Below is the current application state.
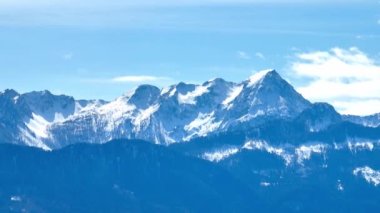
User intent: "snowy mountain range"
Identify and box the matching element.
[2,69,380,212]
[1,69,380,150]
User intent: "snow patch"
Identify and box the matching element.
[169,88,177,97]
[53,112,66,122]
[96,97,136,131]
[202,140,379,166]
[178,85,209,105]
[295,144,328,164]
[337,180,344,191]
[133,104,160,131]
[243,140,293,166]
[238,114,251,122]
[78,100,105,113]
[160,86,171,95]
[13,96,19,103]
[184,112,221,141]
[238,110,265,122]
[99,97,135,119]
[25,113,50,138]
[202,148,239,162]
[353,166,380,186]
[19,128,51,150]
[160,87,177,97]
[158,122,176,145]
[222,85,243,108]
[10,196,22,202]
[348,141,374,152]
[260,182,271,187]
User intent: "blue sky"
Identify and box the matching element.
[0,0,380,115]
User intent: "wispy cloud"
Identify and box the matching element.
[237,51,251,60]
[112,75,171,83]
[290,47,380,116]
[237,51,264,60]
[81,75,173,86]
[255,52,265,59]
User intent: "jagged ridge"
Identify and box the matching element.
[1,69,379,150]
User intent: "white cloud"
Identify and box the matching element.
[237,51,251,60]
[112,75,171,83]
[290,47,380,116]
[255,52,265,59]
[332,100,380,116]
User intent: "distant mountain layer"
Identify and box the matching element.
[1,140,380,212]
[1,69,380,150]
[0,140,258,212]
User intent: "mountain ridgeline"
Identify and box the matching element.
[1,69,379,150]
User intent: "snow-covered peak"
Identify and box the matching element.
[206,77,228,86]
[21,91,79,123]
[175,82,196,93]
[247,69,276,87]
[0,89,22,105]
[204,78,233,92]
[127,85,160,109]
[224,69,310,122]
[175,78,233,106]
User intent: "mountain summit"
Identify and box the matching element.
[0,70,379,150]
